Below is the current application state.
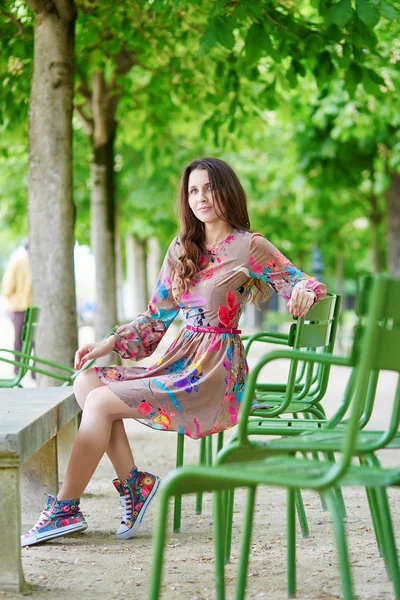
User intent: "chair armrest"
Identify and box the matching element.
[237,349,352,442]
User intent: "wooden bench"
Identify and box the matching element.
[0,388,80,592]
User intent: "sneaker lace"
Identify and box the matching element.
[120,492,133,523]
[30,508,52,531]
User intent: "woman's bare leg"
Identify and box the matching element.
[58,386,143,500]
[73,369,135,482]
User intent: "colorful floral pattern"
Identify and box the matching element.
[21,495,86,546]
[113,468,159,532]
[96,229,326,439]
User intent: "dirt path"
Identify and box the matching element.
[1,323,399,600]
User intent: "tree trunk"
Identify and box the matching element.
[147,237,161,298]
[369,194,381,274]
[90,71,117,345]
[126,234,148,319]
[335,249,344,299]
[386,172,400,277]
[115,214,124,323]
[26,0,78,385]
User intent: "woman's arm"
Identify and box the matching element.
[248,234,327,317]
[111,237,180,360]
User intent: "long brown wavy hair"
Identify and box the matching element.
[173,157,271,307]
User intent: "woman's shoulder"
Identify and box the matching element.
[234,229,267,248]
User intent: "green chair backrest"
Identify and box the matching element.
[240,275,400,487]
[288,293,339,349]
[340,276,400,467]
[285,293,341,403]
[16,305,39,380]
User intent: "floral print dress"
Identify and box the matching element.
[96,229,326,439]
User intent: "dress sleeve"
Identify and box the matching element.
[112,237,180,360]
[248,234,327,303]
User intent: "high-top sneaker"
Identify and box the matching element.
[21,494,87,547]
[113,468,160,540]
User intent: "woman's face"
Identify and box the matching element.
[188,168,221,224]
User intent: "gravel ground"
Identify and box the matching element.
[1,313,399,600]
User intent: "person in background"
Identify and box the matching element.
[1,239,33,376]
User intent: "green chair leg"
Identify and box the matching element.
[217,431,224,453]
[326,452,347,518]
[287,488,296,598]
[196,437,207,514]
[309,450,328,511]
[224,487,235,564]
[375,487,400,598]
[149,484,171,600]
[207,434,213,465]
[295,488,310,538]
[173,433,185,533]
[213,490,226,600]
[364,484,384,558]
[236,486,257,600]
[323,489,354,600]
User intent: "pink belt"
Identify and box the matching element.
[186,324,241,335]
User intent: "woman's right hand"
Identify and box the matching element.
[74,336,115,370]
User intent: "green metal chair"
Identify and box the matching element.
[0,305,95,386]
[243,293,341,409]
[249,293,341,419]
[173,293,340,533]
[149,275,400,600]
[0,305,39,387]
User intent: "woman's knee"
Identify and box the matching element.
[73,367,102,409]
[83,386,139,421]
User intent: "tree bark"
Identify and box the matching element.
[335,248,344,299]
[147,237,161,298]
[115,212,124,323]
[90,71,117,344]
[74,54,136,348]
[386,172,400,277]
[369,194,381,274]
[126,234,148,319]
[26,0,78,385]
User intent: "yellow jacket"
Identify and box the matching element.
[1,249,32,312]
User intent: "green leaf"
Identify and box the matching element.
[344,61,363,96]
[215,61,224,79]
[261,81,278,109]
[286,64,298,88]
[215,17,235,51]
[352,16,378,48]
[380,0,400,21]
[324,0,353,28]
[199,27,217,56]
[313,50,334,86]
[355,0,380,27]
[150,0,167,14]
[362,66,382,94]
[342,43,352,68]
[245,23,273,64]
[306,34,325,56]
[353,46,367,63]
[368,68,385,85]
[292,59,306,77]
[247,1,264,18]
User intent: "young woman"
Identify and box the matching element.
[22,157,326,546]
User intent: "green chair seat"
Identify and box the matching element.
[248,430,400,454]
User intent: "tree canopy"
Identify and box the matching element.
[1,0,399,283]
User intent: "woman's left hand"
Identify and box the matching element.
[287,288,315,318]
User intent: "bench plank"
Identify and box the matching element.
[0,388,79,463]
